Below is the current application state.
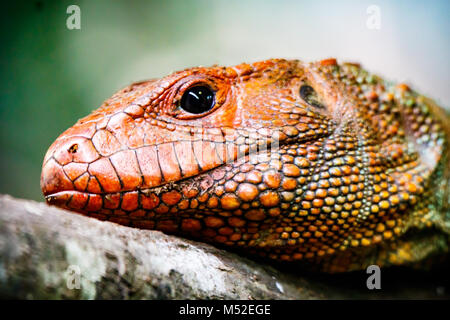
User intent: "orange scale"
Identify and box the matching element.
[121,192,139,211]
[140,192,159,210]
[68,192,89,210]
[104,193,121,209]
[129,210,146,218]
[85,194,103,212]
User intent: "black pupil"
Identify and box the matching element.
[299,85,324,109]
[180,86,215,114]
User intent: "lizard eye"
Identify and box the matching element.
[180,85,215,114]
[299,85,325,109]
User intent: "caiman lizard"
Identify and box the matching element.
[40,58,450,272]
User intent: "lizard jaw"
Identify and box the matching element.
[41,124,333,208]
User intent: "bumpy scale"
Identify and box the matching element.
[41,59,450,272]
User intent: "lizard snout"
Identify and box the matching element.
[41,136,100,198]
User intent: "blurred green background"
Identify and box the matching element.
[1,0,449,201]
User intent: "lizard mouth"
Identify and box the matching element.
[43,125,333,218]
[44,158,225,211]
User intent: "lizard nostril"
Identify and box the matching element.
[68,144,78,154]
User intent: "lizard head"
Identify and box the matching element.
[41,59,448,272]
